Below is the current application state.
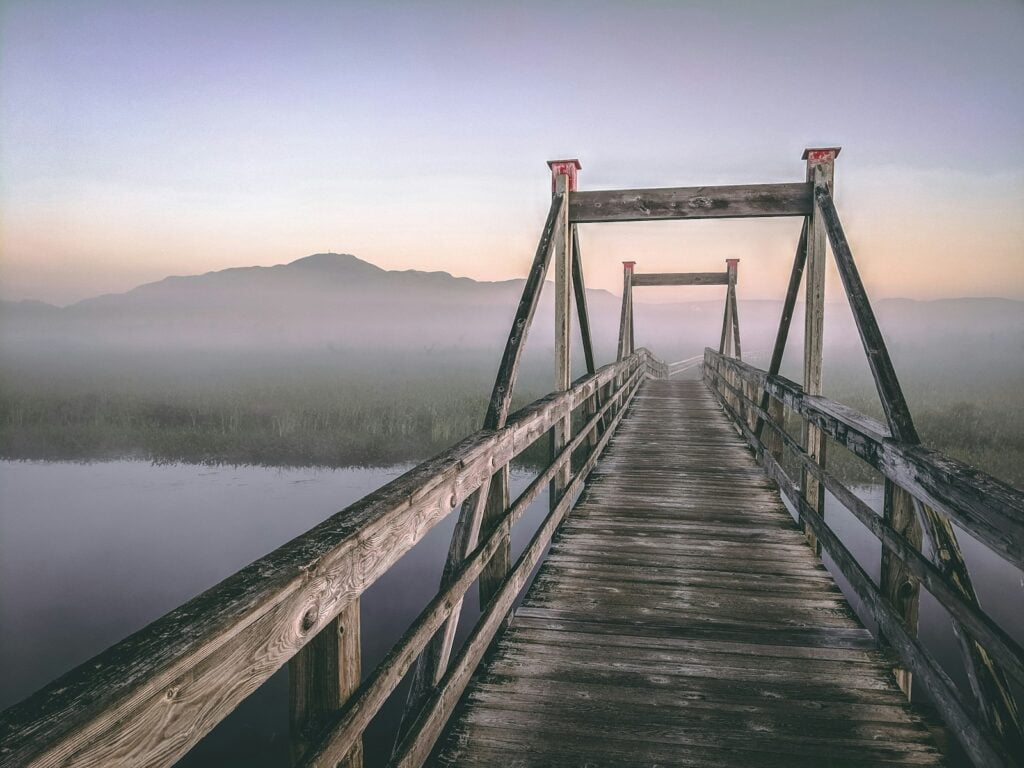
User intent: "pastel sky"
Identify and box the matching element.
[1,0,1022,306]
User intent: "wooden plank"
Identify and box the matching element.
[431,380,950,768]
[569,182,812,223]
[571,227,596,376]
[763,451,1015,768]
[289,600,362,767]
[552,172,572,519]
[881,480,921,697]
[801,155,832,553]
[616,264,632,361]
[631,271,728,287]
[482,193,564,430]
[754,217,807,440]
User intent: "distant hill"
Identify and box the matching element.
[2,253,1022,375]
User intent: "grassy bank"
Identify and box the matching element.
[1,346,1021,488]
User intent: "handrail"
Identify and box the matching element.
[703,347,1024,768]
[706,350,1024,568]
[0,348,665,768]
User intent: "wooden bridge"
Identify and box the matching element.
[2,150,1023,768]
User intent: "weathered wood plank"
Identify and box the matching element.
[289,600,362,767]
[631,271,728,287]
[431,380,949,767]
[569,182,812,223]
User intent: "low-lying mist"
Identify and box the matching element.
[2,254,1021,485]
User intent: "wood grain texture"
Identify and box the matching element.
[569,182,812,223]
[430,380,947,768]
[631,271,728,287]
[289,600,362,767]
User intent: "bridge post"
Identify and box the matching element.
[288,599,362,767]
[549,160,578,511]
[800,147,839,554]
[617,261,635,361]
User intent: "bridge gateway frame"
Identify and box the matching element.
[1,152,1022,768]
[616,257,742,373]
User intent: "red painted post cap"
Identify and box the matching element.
[547,159,582,192]
[725,258,740,267]
[802,147,841,163]
[622,261,636,271]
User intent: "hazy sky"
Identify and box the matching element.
[1,0,1022,305]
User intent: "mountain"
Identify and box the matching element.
[2,254,1022,375]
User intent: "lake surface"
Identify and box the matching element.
[1,460,1021,765]
[0,460,552,766]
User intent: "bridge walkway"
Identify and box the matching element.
[431,379,946,767]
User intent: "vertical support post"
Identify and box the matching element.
[617,262,635,361]
[289,600,362,767]
[549,159,578,512]
[880,481,921,698]
[800,147,839,553]
[726,259,742,361]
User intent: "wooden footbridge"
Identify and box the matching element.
[3,150,1023,768]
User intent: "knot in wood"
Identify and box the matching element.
[300,604,320,633]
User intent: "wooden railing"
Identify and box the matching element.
[0,348,664,768]
[703,348,1024,768]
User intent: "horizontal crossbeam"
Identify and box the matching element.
[631,272,729,287]
[569,182,812,223]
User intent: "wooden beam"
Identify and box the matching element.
[915,501,1024,754]
[552,171,573,516]
[616,263,634,361]
[569,182,812,223]
[727,259,741,361]
[571,228,596,375]
[289,600,362,767]
[474,191,567,629]
[571,228,603,452]
[754,219,807,440]
[801,150,835,553]
[483,194,565,430]
[812,176,917,444]
[880,481,921,698]
[631,272,728,287]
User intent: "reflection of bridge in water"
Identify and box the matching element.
[2,150,1022,768]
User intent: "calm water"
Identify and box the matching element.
[0,460,551,766]
[1,461,1021,765]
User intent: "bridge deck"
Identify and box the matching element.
[431,379,946,767]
